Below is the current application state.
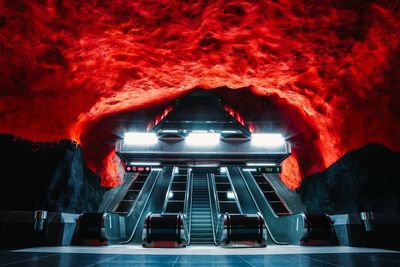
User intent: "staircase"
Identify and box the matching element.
[190,174,214,244]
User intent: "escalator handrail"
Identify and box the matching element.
[184,169,193,244]
[125,171,158,217]
[238,167,289,245]
[211,173,221,215]
[207,174,219,245]
[118,170,163,244]
[161,167,178,213]
[226,168,243,214]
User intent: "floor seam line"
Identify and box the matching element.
[298,254,344,267]
[237,255,257,267]
[0,254,58,266]
[85,254,120,267]
[170,255,180,267]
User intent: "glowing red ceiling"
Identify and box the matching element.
[0,0,399,188]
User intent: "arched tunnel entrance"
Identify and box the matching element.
[75,88,334,248]
[79,87,325,189]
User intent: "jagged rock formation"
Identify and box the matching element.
[297,144,400,214]
[0,134,107,213]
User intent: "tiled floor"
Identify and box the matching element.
[1,246,399,266]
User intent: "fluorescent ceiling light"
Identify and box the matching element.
[227,192,235,199]
[242,168,257,172]
[185,132,220,146]
[251,133,285,147]
[124,132,158,145]
[246,162,276,166]
[152,168,163,171]
[130,162,160,166]
[161,129,179,133]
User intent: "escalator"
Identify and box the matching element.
[237,168,333,245]
[77,168,174,244]
[252,173,290,216]
[113,172,152,215]
[189,173,214,244]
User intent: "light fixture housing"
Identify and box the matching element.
[246,162,276,166]
[251,133,285,147]
[124,132,158,145]
[130,162,160,166]
[227,192,235,199]
[185,132,221,146]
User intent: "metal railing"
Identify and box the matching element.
[184,169,193,244]
[226,168,243,214]
[208,173,221,245]
[238,168,309,245]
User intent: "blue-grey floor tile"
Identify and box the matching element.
[240,254,338,267]
[1,251,400,267]
[92,254,179,266]
[0,252,56,266]
[176,255,251,265]
[0,253,117,267]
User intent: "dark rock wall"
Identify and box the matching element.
[0,134,107,213]
[297,144,400,214]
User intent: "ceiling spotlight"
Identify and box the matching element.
[185,132,220,146]
[124,132,158,145]
[251,133,285,147]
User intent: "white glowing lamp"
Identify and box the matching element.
[185,132,220,146]
[124,132,158,145]
[251,133,285,147]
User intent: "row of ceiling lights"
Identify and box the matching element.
[124,131,285,147]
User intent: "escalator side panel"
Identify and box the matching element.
[227,167,258,214]
[264,174,305,214]
[98,173,137,212]
[240,170,306,245]
[129,167,175,243]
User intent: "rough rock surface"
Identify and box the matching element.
[0,134,107,213]
[297,144,400,214]
[0,1,399,188]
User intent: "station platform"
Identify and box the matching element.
[1,246,399,266]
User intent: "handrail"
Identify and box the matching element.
[237,167,288,245]
[185,168,193,244]
[211,173,221,215]
[226,168,243,214]
[207,173,218,245]
[126,172,158,217]
[161,167,177,213]
[120,170,162,244]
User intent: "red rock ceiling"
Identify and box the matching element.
[0,0,399,188]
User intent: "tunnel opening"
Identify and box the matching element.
[79,87,324,189]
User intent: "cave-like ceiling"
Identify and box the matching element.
[0,0,399,188]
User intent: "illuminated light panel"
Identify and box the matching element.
[185,132,220,146]
[130,162,160,166]
[246,162,276,166]
[220,167,227,173]
[168,192,174,198]
[227,192,235,199]
[251,134,285,147]
[242,168,257,172]
[124,132,158,145]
